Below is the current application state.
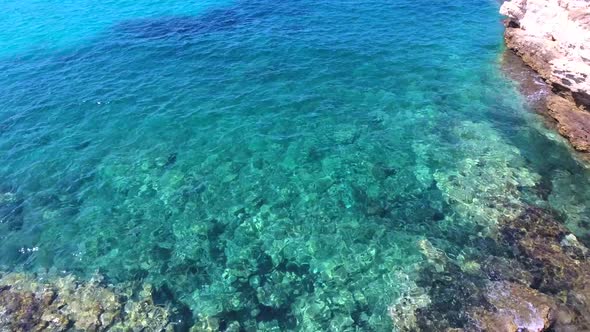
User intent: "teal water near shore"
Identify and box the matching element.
[1,0,590,330]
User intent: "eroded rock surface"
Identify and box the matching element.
[547,94,590,151]
[501,0,590,151]
[467,282,558,332]
[0,272,173,332]
[390,207,590,331]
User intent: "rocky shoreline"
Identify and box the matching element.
[3,2,590,332]
[500,0,590,153]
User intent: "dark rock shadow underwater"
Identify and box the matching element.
[110,0,310,41]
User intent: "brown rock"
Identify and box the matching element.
[468,282,557,332]
[501,0,590,153]
[392,206,590,331]
[500,51,551,115]
[0,286,48,332]
[547,95,590,151]
[504,28,558,80]
[0,272,173,331]
[499,207,587,292]
[498,207,590,330]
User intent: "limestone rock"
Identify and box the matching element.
[547,94,590,151]
[501,0,590,151]
[499,0,526,21]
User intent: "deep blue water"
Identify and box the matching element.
[1,0,590,330]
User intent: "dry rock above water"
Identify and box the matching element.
[501,0,590,152]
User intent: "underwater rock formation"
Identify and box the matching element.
[466,281,557,331]
[390,207,590,331]
[0,272,173,331]
[499,207,590,326]
[500,0,590,152]
[433,121,540,234]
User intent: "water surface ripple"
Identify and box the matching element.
[1,0,590,330]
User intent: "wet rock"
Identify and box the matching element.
[389,211,590,331]
[418,239,447,273]
[499,207,587,292]
[500,50,552,116]
[501,0,590,152]
[498,207,590,330]
[466,281,557,332]
[0,285,47,331]
[480,256,534,285]
[560,233,589,258]
[547,95,590,152]
[395,262,553,332]
[394,239,489,331]
[503,26,558,82]
[458,260,481,275]
[501,0,590,100]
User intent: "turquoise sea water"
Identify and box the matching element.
[1,0,590,330]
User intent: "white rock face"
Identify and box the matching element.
[500,0,590,102]
[500,0,527,21]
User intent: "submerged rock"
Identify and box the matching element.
[387,269,431,332]
[467,281,557,332]
[417,239,447,273]
[388,290,431,332]
[433,121,540,233]
[390,207,590,331]
[330,124,360,145]
[0,272,173,331]
[499,207,590,293]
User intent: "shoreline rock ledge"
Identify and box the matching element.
[500,0,590,152]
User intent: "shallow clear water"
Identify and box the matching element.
[1,0,590,330]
